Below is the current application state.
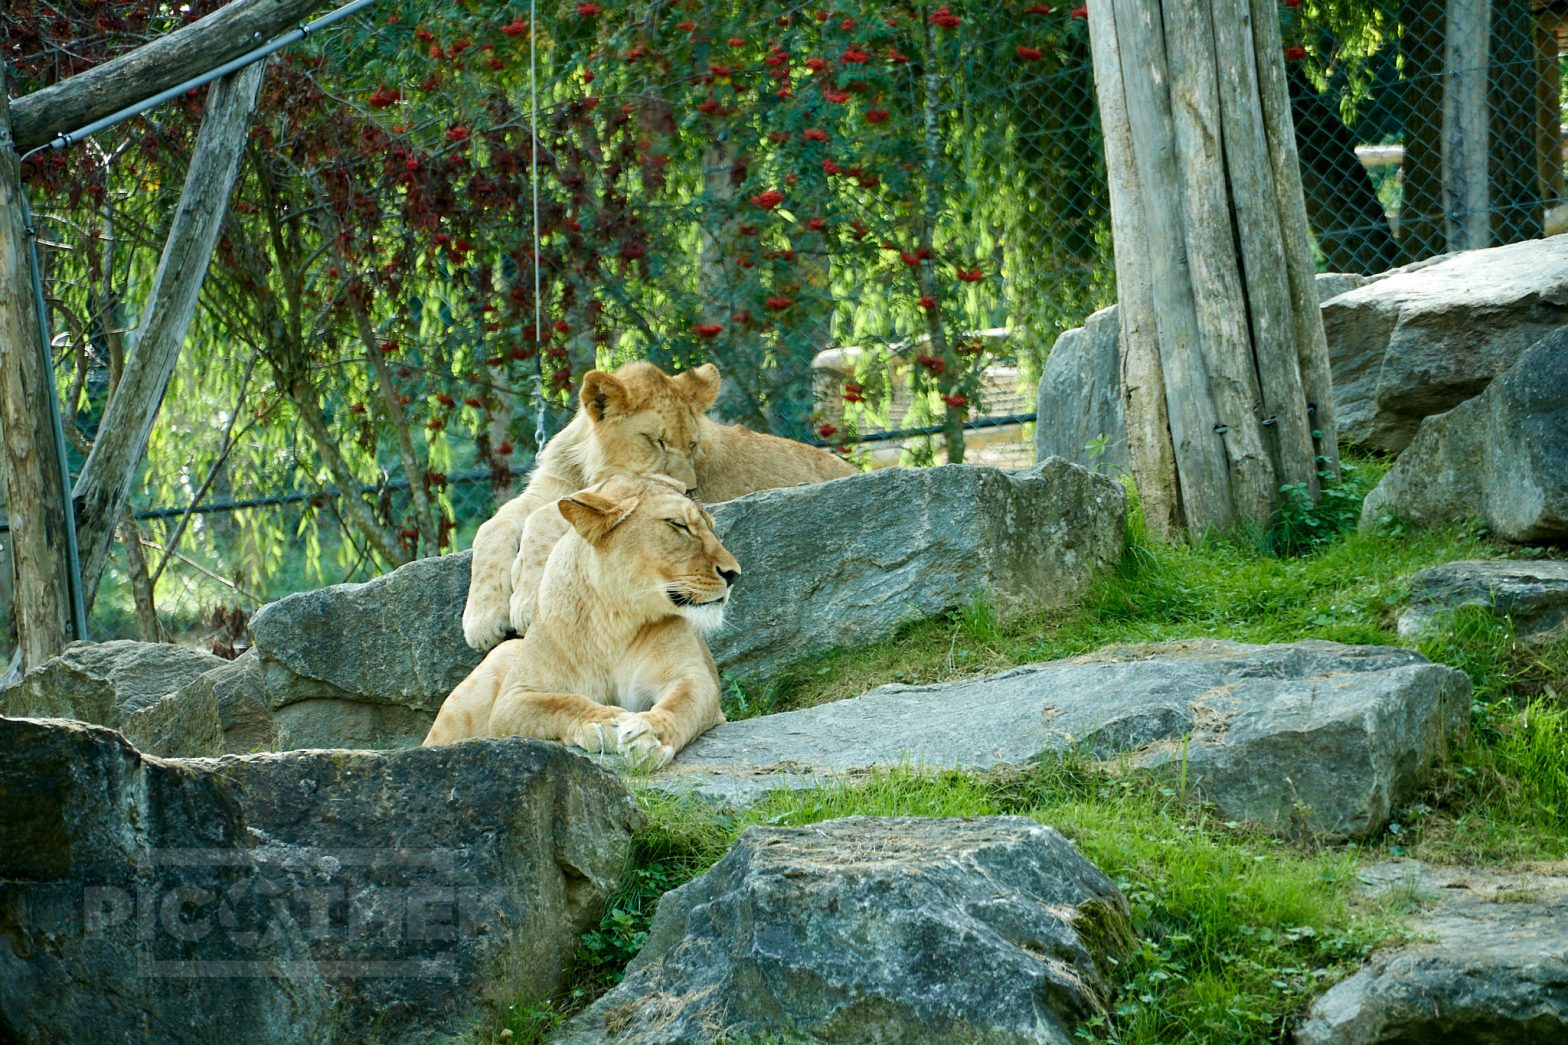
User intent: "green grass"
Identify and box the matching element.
[501,457,1567,1044]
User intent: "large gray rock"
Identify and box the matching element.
[1294,861,1568,1044]
[1361,325,1568,541]
[248,550,485,749]
[654,640,1470,840]
[1398,559,1568,644]
[0,715,642,1045]
[1322,236,1568,451]
[215,461,1120,752]
[554,816,1131,1045]
[1034,305,1127,473]
[0,640,225,755]
[1036,274,1365,473]
[708,459,1125,683]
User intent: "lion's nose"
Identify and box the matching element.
[717,567,739,587]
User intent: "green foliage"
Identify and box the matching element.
[1267,457,1375,557]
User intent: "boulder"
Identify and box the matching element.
[708,459,1125,683]
[1034,306,1127,473]
[202,461,1119,752]
[0,640,226,754]
[554,816,1130,1045]
[1294,861,1568,1044]
[1036,273,1366,473]
[1360,325,1568,541]
[0,715,642,1045]
[654,640,1470,841]
[1322,236,1568,451]
[1397,559,1568,644]
[248,550,485,749]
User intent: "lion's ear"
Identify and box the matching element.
[559,491,640,545]
[673,363,721,411]
[581,370,629,423]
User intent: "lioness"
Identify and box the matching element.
[426,474,737,770]
[463,360,854,650]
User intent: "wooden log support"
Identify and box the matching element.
[1088,0,1181,536]
[72,62,266,609]
[1445,0,1493,250]
[0,88,74,666]
[1089,0,1339,537]
[9,0,333,153]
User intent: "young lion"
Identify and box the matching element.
[463,360,854,650]
[426,474,738,770]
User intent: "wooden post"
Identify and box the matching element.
[0,87,74,666]
[1534,9,1564,205]
[10,0,332,153]
[1088,0,1181,537]
[1444,0,1492,250]
[71,61,265,608]
[1089,0,1338,538]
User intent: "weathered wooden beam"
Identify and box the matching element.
[1087,0,1182,538]
[1445,0,1493,250]
[72,61,266,609]
[0,87,74,666]
[1108,0,1235,534]
[1251,0,1341,478]
[10,0,332,153]
[1213,0,1317,497]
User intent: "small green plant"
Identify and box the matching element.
[1268,457,1370,557]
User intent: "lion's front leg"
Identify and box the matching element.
[617,674,725,772]
[508,504,572,634]
[488,685,639,756]
[463,498,529,651]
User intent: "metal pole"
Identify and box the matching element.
[17,190,87,641]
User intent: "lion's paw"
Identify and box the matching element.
[615,715,675,773]
[568,716,625,755]
[462,585,514,652]
[507,584,536,636]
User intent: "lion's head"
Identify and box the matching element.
[556,473,739,631]
[574,362,721,494]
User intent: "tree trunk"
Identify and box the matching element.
[1400,0,1450,261]
[1535,10,1564,206]
[1444,0,1492,251]
[1091,0,1337,537]
[71,61,264,610]
[10,0,333,152]
[0,86,76,666]
[1288,69,1400,274]
[120,508,163,642]
[1489,0,1544,243]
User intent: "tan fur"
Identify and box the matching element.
[464,360,856,649]
[428,474,738,770]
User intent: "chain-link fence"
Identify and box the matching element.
[3,0,1564,659]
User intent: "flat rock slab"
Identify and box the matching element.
[1398,559,1568,643]
[1361,325,1568,542]
[0,640,226,757]
[0,716,642,1045]
[553,816,1130,1045]
[708,459,1125,682]
[1295,860,1568,1044]
[139,460,1120,753]
[652,640,1470,841]
[1322,236,1568,452]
